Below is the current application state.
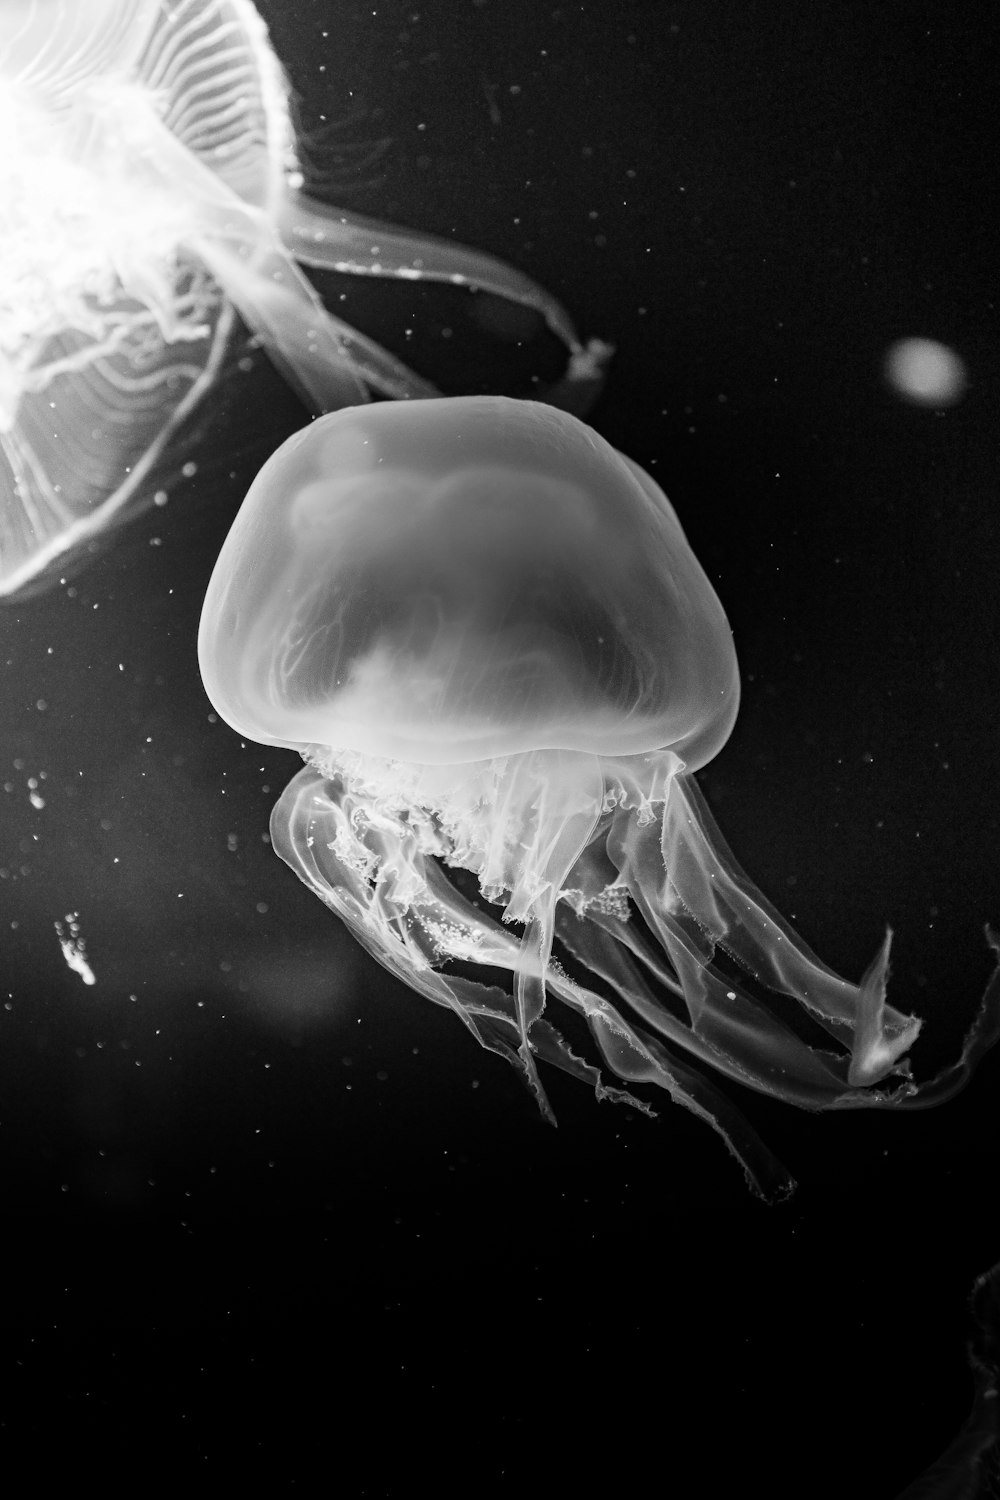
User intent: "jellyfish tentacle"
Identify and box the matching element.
[844,924,1000,1114]
[512,914,556,1121]
[192,235,443,406]
[554,888,920,1134]
[494,752,606,1117]
[846,928,919,1086]
[280,196,614,412]
[139,105,441,402]
[271,765,796,1198]
[86,79,428,410]
[270,766,531,1073]
[106,71,455,406]
[272,765,586,1123]
[631,775,924,1081]
[548,968,796,1202]
[561,776,1000,1116]
[282,197,585,354]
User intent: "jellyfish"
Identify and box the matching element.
[197,396,1000,1198]
[0,0,608,597]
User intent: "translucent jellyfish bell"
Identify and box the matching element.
[198,396,1000,1199]
[0,0,607,597]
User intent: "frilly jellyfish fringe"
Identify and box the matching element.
[198,396,1000,1202]
[0,0,609,597]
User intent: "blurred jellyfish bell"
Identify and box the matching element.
[0,0,608,597]
[198,396,1000,1199]
[884,337,968,408]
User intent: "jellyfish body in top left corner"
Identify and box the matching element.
[0,0,608,597]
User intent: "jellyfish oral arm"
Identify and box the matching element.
[278,196,614,415]
[73,80,437,411]
[103,63,608,409]
[192,233,441,408]
[269,757,1000,1202]
[100,76,606,411]
[281,199,588,358]
[610,773,925,1096]
[270,763,796,1201]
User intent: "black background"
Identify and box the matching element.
[2,1,998,1491]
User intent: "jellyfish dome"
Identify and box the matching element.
[199,396,1000,1199]
[198,396,739,771]
[0,0,607,597]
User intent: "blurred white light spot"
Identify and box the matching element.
[884,338,967,407]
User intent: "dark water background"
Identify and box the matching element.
[2,1,997,1491]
